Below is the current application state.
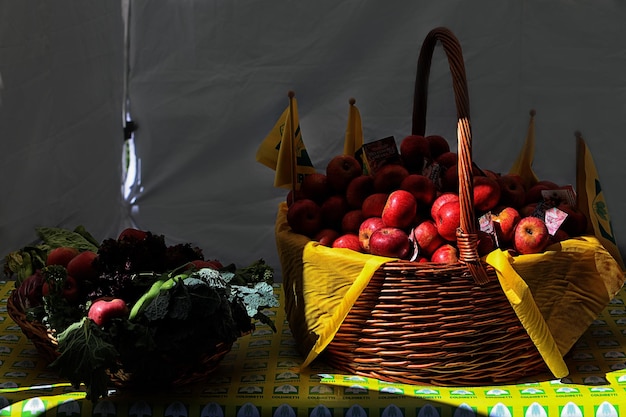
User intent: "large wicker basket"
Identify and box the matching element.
[279,27,551,386]
[6,284,234,391]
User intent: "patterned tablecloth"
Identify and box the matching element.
[1,277,626,417]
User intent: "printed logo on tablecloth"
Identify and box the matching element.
[272,404,296,417]
[308,405,332,417]
[604,351,626,359]
[416,403,440,417]
[592,329,614,337]
[555,386,582,396]
[484,388,511,398]
[583,376,609,385]
[236,402,260,417]
[344,385,368,395]
[237,385,264,395]
[243,361,268,370]
[248,339,271,347]
[276,360,298,368]
[576,364,602,373]
[246,349,270,358]
[559,402,584,417]
[488,403,512,417]
[346,404,368,417]
[200,402,225,417]
[380,404,404,417]
[449,389,476,398]
[273,384,298,395]
[519,387,546,397]
[278,349,300,358]
[128,400,151,417]
[592,319,609,326]
[241,374,265,383]
[523,403,547,417]
[92,399,116,417]
[0,346,10,355]
[275,371,299,381]
[595,402,619,417]
[379,386,404,396]
[308,385,334,395]
[571,351,595,360]
[202,386,228,395]
[12,359,35,369]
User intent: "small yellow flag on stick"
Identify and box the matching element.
[343,98,364,157]
[509,109,540,190]
[256,91,316,190]
[575,132,625,271]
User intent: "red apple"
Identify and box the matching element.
[557,202,588,236]
[332,233,363,252]
[382,190,418,229]
[400,174,437,210]
[524,181,560,205]
[66,250,99,282]
[373,163,410,193]
[326,155,363,193]
[473,175,501,213]
[426,135,450,159]
[118,227,148,242]
[286,188,305,207]
[88,297,129,327]
[520,202,538,218]
[300,172,332,204]
[411,220,445,257]
[513,216,550,255]
[341,209,365,234]
[492,206,522,244]
[497,174,526,209]
[189,259,223,270]
[400,135,430,173]
[345,175,375,209]
[430,243,459,263]
[477,230,496,256]
[362,193,389,219]
[46,247,79,267]
[435,151,458,169]
[369,227,412,258]
[550,228,570,244]
[358,217,385,252]
[435,201,461,242]
[314,228,341,247]
[320,194,350,230]
[430,193,460,222]
[286,198,323,238]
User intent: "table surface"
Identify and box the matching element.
[1,278,626,417]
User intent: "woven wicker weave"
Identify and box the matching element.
[6,285,233,390]
[283,27,549,385]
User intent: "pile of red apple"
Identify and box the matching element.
[285,134,588,263]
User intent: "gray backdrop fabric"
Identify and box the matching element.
[2,1,625,280]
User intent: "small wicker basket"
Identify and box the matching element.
[6,285,233,391]
[280,27,550,386]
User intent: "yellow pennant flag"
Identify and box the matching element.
[576,132,625,271]
[343,98,364,157]
[509,109,540,190]
[256,95,316,189]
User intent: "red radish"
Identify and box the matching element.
[88,298,129,326]
[67,251,98,281]
[46,247,79,267]
[118,227,148,242]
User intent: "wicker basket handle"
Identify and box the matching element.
[412,27,489,285]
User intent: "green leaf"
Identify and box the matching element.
[50,318,119,402]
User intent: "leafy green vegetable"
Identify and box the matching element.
[3,245,48,285]
[36,227,99,252]
[50,318,119,402]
